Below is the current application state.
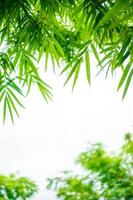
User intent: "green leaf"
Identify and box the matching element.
[6,78,23,96]
[61,48,87,75]
[98,0,130,26]
[91,44,102,68]
[117,62,132,91]
[45,49,49,71]
[116,37,131,67]
[13,52,20,67]
[0,91,5,102]
[3,97,7,124]
[123,69,133,99]
[7,88,25,108]
[7,93,19,117]
[85,50,91,84]
[6,97,14,124]
[26,77,33,95]
[32,75,52,89]
[64,58,82,86]
[72,61,81,91]
[38,46,44,63]
[53,37,64,57]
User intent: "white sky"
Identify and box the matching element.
[0,59,133,199]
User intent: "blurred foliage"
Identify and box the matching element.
[0,0,132,122]
[48,133,133,200]
[0,174,38,200]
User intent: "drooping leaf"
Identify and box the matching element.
[85,49,91,84]
[117,62,132,91]
[64,58,82,86]
[122,69,133,99]
[72,60,81,91]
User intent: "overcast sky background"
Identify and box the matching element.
[0,58,133,199]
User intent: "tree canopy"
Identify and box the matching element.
[0,0,132,122]
[0,174,37,199]
[48,133,133,200]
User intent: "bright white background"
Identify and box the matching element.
[0,59,133,199]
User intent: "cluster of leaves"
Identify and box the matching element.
[0,0,132,122]
[48,133,133,199]
[0,174,38,200]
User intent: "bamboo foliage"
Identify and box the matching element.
[0,0,132,122]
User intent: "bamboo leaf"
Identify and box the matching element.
[91,44,102,68]
[72,61,81,91]
[98,0,130,26]
[26,77,33,95]
[3,97,7,124]
[64,59,82,86]
[7,80,23,96]
[0,91,5,102]
[13,52,20,67]
[45,50,49,71]
[7,88,25,108]
[6,97,14,124]
[7,93,19,117]
[117,63,132,91]
[123,69,133,99]
[85,50,91,84]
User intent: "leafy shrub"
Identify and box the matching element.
[0,174,38,200]
[48,133,133,200]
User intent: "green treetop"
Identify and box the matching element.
[48,133,133,200]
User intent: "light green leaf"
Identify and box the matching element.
[72,62,81,91]
[7,93,19,117]
[117,62,132,91]
[6,98,14,124]
[3,98,7,124]
[7,88,25,108]
[64,58,82,86]
[123,69,133,99]
[45,50,49,71]
[85,50,91,84]
[91,44,102,68]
